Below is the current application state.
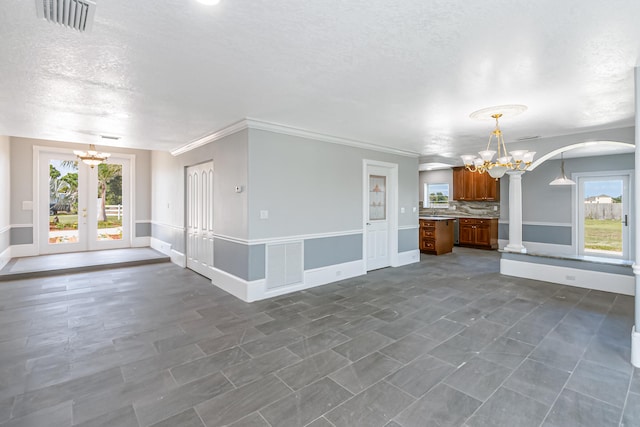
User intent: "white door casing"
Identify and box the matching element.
[186,162,215,278]
[363,160,398,271]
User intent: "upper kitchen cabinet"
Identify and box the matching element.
[452,167,500,201]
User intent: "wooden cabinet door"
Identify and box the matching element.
[474,173,487,200]
[452,167,465,200]
[482,173,500,201]
[459,223,475,245]
[463,170,475,200]
[475,224,491,247]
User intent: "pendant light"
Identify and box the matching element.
[549,152,575,186]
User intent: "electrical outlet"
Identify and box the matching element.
[260,210,269,219]
[400,207,405,213]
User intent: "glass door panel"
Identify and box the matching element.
[48,159,80,246]
[577,174,629,259]
[96,163,123,241]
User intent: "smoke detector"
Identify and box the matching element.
[35,0,97,32]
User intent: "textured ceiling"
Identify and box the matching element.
[1,0,639,161]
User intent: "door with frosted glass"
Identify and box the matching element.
[366,166,390,271]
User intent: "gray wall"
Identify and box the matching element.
[9,137,152,234]
[152,127,419,282]
[0,136,9,253]
[499,153,634,251]
[247,129,419,240]
[500,153,635,224]
[151,129,249,247]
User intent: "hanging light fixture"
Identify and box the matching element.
[549,152,575,185]
[73,144,111,168]
[461,107,535,179]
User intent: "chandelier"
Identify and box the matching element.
[461,112,535,179]
[73,144,111,168]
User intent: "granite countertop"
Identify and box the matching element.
[419,214,500,220]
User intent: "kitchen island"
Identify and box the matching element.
[419,216,454,255]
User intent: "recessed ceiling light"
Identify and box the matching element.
[196,0,221,5]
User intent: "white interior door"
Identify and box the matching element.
[366,166,390,271]
[39,150,131,254]
[186,162,215,278]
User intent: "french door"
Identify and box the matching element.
[576,173,631,259]
[39,150,131,254]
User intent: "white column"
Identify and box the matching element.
[632,66,640,367]
[504,170,527,253]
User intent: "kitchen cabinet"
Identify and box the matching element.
[452,167,500,201]
[458,217,498,249]
[419,218,454,255]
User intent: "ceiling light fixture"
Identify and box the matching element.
[196,0,221,5]
[549,152,576,186]
[73,144,110,168]
[461,108,535,179]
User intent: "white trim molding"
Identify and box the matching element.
[10,244,38,258]
[394,250,420,267]
[171,118,420,158]
[501,258,634,296]
[214,229,364,246]
[498,239,574,255]
[398,224,419,230]
[0,246,10,270]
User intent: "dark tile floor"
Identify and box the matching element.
[0,247,637,427]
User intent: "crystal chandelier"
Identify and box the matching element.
[461,112,535,179]
[73,144,111,168]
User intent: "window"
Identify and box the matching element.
[423,183,450,208]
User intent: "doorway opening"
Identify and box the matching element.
[38,148,132,254]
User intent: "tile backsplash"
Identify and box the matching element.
[419,200,500,218]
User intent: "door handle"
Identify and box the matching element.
[366,223,371,226]
[623,215,628,226]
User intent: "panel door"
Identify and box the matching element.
[366,166,390,271]
[186,162,215,278]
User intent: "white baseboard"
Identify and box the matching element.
[10,244,37,258]
[150,237,185,267]
[150,237,172,256]
[132,237,150,248]
[393,250,420,267]
[170,250,186,268]
[0,246,10,270]
[209,266,265,302]
[632,326,640,368]
[209,259,366,303]
[500,258,635,296]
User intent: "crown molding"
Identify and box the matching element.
[170,118,420,158]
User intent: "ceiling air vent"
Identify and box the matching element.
[35,0,96,32]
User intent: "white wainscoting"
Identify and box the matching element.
[394,250,420,267]
[500,258,634,296]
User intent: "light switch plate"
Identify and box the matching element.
[400,207,405,213]
[260,210,269,219]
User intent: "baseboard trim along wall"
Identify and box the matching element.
[10,243,38,258]
[500,257,634,296]
[393,250,420,267]
[0,246,10,270]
